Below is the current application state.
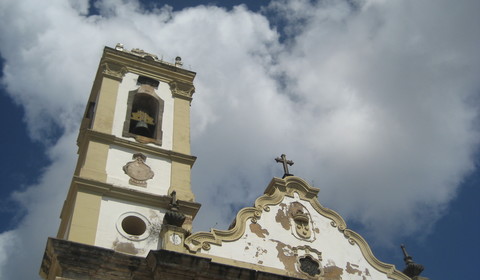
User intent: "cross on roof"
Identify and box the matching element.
[275,154,294,178]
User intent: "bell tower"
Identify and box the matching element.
[55,44,200,256]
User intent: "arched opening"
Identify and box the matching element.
[123,76,164,145]
[128,93,158,139]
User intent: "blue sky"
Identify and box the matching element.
[0,0,479,279]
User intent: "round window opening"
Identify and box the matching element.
[121,215,147,236]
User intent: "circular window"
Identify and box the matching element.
[122,216,146,236]
[116,212,150,240]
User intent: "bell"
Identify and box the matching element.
[133,120,151,137]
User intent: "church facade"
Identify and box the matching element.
[39,45,428,280]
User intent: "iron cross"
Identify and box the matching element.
[275,154,294,178]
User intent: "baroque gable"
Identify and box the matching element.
[185,176,409,280]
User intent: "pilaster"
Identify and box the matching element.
[67,190,102,245]
[92,63,125,134]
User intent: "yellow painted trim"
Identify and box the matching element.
[91,76,121,134]
[80,129,197,166]
[184,186,284,252]
[67,190,101,245]
[172,97,191,154]
[78,140,108,182]
[75,176,200,217]
[169,161,194,201]
[185,176,410,280]
[57,175,201,243]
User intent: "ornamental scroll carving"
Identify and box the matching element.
[101,62,127,80]
[169,81,195,100]
[123,153,154,187]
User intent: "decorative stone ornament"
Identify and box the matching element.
[169,81,195,100]
[299,255,321,277]
[289,202,314,241]
[123,153,154,187]
[101,62,127,80]
[401,244,425,278]
[163,191,186,227]
[292,208,311,239]
[294,246,323,278]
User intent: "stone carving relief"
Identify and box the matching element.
[123,153,154,187]
[169,81,195,100]
[292,208,311,239]
[299,255,321,277]
[101,62,127,80]
[290,202,314,240]
[295,246,323,278]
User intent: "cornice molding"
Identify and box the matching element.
[72,176,201,218]
[102,47,196,86]
[184,176,410,280]
[81,129,197,166]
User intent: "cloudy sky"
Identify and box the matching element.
[1,0,479,279]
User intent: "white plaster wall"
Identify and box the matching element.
[112,72,175,150]
[106,145,172,195]
[202,194,391,279]
[106,144,171,196]
[94,196,166,257]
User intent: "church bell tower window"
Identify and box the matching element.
[123,76,164,145]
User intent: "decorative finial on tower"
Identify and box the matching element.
[275,154,294,178]
[170,190,179,211]
[175,56,183,67]
[115,43,124,51]
[164,191,186,227]
[400,244,424,278]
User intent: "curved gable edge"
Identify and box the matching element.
[184,176,410,280]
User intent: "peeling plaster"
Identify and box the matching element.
[288,202,304,215]
[112,239,139,255]
[249,223,269,238]
[187,187,397,280]
[275,203,290,230]
[255,247,268,257]
[346,262,363,276]
[323,265,343,280]
[272,239,296,272]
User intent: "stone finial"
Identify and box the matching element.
[164,191,186,227]
[175,56,183,67]
[400,244,424,278]
[115,43,124,51]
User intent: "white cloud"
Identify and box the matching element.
[0,0,479,278]
[269,0,480,243]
